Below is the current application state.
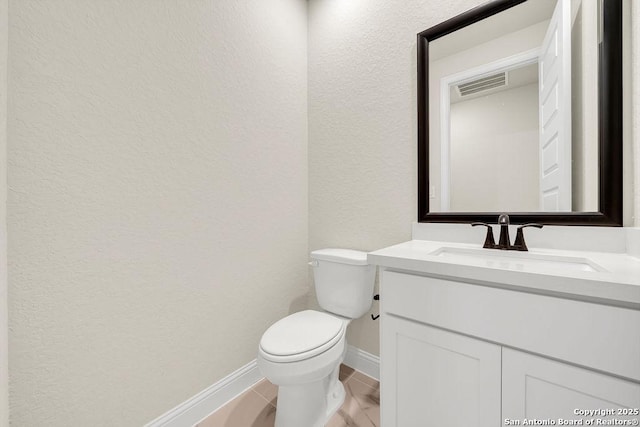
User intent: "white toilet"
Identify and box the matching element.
[257,248,376,427]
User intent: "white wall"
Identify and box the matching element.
[0,0,8,424]
[7,0,308,425]
[450,84,539,212]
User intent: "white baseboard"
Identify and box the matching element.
[144,345,380,427]
[144,360,262,427]
[343,345,380,381]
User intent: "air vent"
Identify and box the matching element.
[457,72,507,97]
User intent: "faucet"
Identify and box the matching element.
[497,214,511,250]
[512,223,544,251]
[472,214,543,251]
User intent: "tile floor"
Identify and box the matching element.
[196,364,380,427]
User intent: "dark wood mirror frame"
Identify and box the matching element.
[417,0,623,226]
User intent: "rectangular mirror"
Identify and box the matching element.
[418,0,623,225]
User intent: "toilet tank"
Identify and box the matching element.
[310,249,376,319]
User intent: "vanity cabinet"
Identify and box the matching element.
[384,315,501,426]
[380,270,640,427]
[502,348,640,422]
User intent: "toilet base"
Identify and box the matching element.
[274,364,345,427]
[326,378,346,420]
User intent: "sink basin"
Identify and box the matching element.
[429,247,606,273]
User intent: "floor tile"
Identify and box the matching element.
[344,376,380,426]
[349,370,379,388]
[197,389,276,427]
[252,379,278,406]
[339,364,355,382]
[198,367,379,427]
[327,379,378,427]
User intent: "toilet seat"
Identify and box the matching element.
[259,310,346,363]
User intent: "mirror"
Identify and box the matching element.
[417,0,623,226]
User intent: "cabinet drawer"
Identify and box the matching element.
[381,270,640,381]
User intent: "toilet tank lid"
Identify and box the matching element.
[310,248,369,265]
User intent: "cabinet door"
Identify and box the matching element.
[381,315,501,427]
[503,348,640,425]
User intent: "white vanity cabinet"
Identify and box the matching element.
[502,349,640,423]
[379,269,640,427]
[384,315,501,426]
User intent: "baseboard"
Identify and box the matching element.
[343,345,380,381]
[144,359,262,427]
[145,345,380,427]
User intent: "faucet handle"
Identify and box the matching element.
[518,223,544,229]
[471,222,496,249]
[512,223,544,251]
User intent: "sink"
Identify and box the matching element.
[429,247,606,273]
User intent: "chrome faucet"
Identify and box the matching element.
[472,214,543,251]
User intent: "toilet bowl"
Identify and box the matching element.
[257,249,375,427]
[258,310,350,427]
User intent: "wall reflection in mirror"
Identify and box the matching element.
[429,0,599,213]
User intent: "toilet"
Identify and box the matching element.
[257,249,376,427]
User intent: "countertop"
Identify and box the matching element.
[368,240,640,308]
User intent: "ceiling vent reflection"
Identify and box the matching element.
[457,72,507,97]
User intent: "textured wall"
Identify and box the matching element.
[308,0,639,357]
[308,0,488,356]
[0,0,8,424]
[7,0,308,425]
